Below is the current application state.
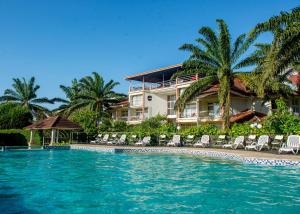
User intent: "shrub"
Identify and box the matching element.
[0,129,40,146]
[179,124,221,137]
[227,123,270,136]
[263,99,300,134]
[98,119,128,132]
[129,115,176,137]
[0,103,32,129]
[69,109,99,135]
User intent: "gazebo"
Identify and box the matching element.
[25,116,82,146]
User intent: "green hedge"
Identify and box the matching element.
[0,129,40,146]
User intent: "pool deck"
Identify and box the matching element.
[72,144,300,162]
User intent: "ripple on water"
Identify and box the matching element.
[0,150,300,214]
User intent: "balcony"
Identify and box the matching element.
[128,114,149,124]
[129,74,198,92]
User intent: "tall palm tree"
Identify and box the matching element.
[245,7,300,95]
[0,77,53,118]
[67,72,126,118]
[239,43,294,111]
[53,79,81,116]
[175,19,254,129]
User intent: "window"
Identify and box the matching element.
[167,95,176,115]
[292,99,300,115]
[181,103,197,118]
[135,109,143,120]
[208,103,220,118]
[132,95,142,106]
[120,111,128,120]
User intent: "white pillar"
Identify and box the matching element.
[196,99,199,126]
[56,130,59,143]
[29,130,34,146]
[50,129,56,145]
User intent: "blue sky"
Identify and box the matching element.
[0,0,299,108]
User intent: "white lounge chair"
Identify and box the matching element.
[100,134,109,144]
[135,136,151,146]
[279,135,300,155]
[245,135,256,145]
[159,134,167,146]
[223,136,245,149]
[115,134,127,145]
[167,135,181,147]
[271,135,284,150]
[129,135,138,145]
[90,134,102,144]
[216,135,226,145]
[184,135,195,146]
[194,135,210,147]
[245,135,269,151]
[107,134,118,145]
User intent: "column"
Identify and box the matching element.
[29,130,34,146]
[50,129,56,145]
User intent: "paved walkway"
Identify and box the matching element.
[73,144,300,162]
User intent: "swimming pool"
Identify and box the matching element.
[1,150,300,213]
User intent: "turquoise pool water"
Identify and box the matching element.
[0,150,300,214]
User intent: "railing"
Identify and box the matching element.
[129,74,198,92]
[129,114,149,122]
[130,101,143,107]
[177,74,197,84]
[180,112,198,118]
[129,116,143,121]
[117,116,128,121]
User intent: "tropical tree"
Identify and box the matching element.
[239,43,294,111]
[244,7,300,96]
[53,79,81,116]
[0,77,53,118]
[62,72,126,118]
[175,19,254,129]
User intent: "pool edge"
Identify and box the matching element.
[70,145,300,167]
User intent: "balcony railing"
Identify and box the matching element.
[116,116,128,121]
[129,74,198,92]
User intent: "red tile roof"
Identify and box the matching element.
[199,77,251,98]
[25,116,82,130]
[289,73,300,85]
[230,110,266,123]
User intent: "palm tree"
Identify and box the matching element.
[66,72,126,118]
[53,79,81,116]
[246,7,300,95]
[0,77,53,118]
[175,19,254,129]
[238,43,295,112]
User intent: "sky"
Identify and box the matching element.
[0,0,299,108]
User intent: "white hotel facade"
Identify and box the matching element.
[112,64,300,127]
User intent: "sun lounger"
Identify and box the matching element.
[279,135,300,155]
[245,135,256,145]
[271,135,284,150]
[100,134,109,144]
[107,134,118,145]
[115,134,127,145]
[135,136,151,146]
[193,135,210,147]
[245,135,269,151]
[223,136,244,149]
[184,135,195,146]
[129,135,138,145]
[159,134,167,146]
[167,135,181,147]
[216,135,226,145]
[90,134,102,144]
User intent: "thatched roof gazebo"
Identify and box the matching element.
[25,116,82,146]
